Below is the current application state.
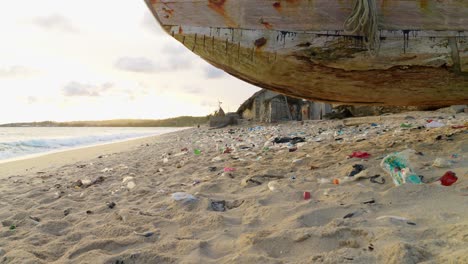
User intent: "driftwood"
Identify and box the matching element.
[145,0,468,106]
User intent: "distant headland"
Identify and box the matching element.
[0,116,209,127]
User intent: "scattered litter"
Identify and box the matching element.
[363,199,375,204]
[106,202,116,209]
[101,168,113,173]
[224,167,236,172]
[134,231,155,237]
[194,149,202,155]
[381,149,422,186]
[439,171,458,186]
[192,180,201,186]
[288,147,298,152]
[343,213,354,219]
[425,121,445,128]
[273,137,305,144]
[318,178,331,184]
[369,175,385,184]
[376,215,415,225]
[348,151,371,159]
[432,158,452,168]
[333,179,340,185]
[349,164,365,177]
[122,176,136,190]
[171,192,197,202]
[211,200,226,212]
[303,192,311,200]
[268,181,280,191]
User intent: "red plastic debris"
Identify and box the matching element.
[223,147,233,154]
[440,171,458,186]
[303,192,311,200]
[348,151,371,159]
[451,125,466,129]
[289,147,298,152]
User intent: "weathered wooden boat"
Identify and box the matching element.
[145,0,468,105]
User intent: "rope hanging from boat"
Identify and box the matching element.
[344,0,380,53]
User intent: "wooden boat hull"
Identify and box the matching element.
[145,0,468,105]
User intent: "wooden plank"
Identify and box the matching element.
[152,0,468,31]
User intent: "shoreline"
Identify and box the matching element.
[0,128,191,179]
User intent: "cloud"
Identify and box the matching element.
[114,57,157,73]
[63,81,113,97]
[182,85,203,95]
[0,66,36,78]
[32,14,79,33]
[115,56,192,73]
[27,96,37,104]
[204,66,225,79]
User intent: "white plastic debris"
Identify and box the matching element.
[101,168,113,173]
[171,192,197,202]
[122,176,136,190]
[425,121,444,128]
[267,181,280,192]
[432,158,452,168]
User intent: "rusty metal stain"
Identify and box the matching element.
[255,37,267,48]
[273,2,281,11]
[207,0,238,28]
[259,18,273,29]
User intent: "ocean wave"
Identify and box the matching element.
[0,132,156,160]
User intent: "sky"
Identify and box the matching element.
[0,0,260,124]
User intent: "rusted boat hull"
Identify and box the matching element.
[145,0,468,105]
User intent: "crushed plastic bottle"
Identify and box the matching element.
[381,149,422,186]
[171,192,197,202]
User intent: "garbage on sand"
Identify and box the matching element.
[171,192,197,202]
[425,121,445,128]
[432,158,452,168]
[349,164,365,177]
[273,137,305,145]
[211,200,226,212]
[381,149,422,186]
[439,171,458,186]
[348,151,371,159]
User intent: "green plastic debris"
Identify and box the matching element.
[194,149,201,155]
[381,149,422,186]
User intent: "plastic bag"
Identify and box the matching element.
[380,149,422,186]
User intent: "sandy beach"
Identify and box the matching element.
[0,110,467,264]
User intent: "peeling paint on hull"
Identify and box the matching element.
[145,0,468,105]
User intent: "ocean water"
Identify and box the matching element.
[0,127,186,162]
